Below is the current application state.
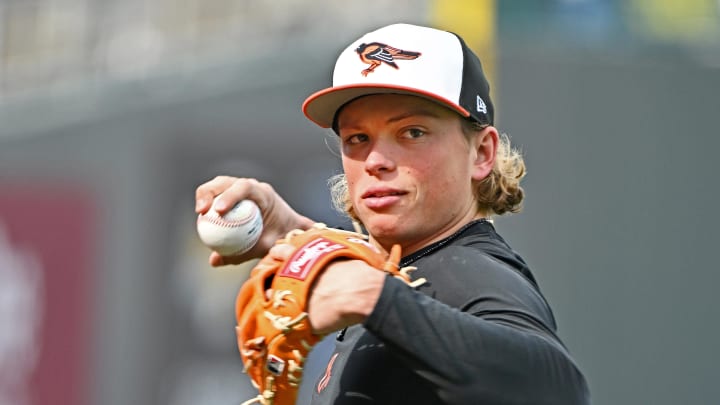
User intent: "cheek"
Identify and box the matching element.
[409,163,449,198]
[341,159,361,195]
[341,157,354,179]
[421,157,472,198]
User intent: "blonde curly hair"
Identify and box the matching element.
[328,119,526,222]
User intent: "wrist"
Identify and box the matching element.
[307,259,388,334]
[344,263,386,320]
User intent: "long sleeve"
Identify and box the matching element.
[310,226,590,405]
[365,279,588,404]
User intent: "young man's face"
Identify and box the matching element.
[337,94,485,254]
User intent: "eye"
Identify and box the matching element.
[343,134,369,145]
[403,127,426,139]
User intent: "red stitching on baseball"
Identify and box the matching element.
[197,206,258,228]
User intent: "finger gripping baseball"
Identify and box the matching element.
[235,224,421,405]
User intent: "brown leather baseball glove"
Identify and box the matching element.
[235,224,423,405]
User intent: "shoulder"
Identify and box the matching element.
[414,244,542,306]
[412,235,559,337]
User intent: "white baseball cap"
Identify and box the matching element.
[302,23,494,130]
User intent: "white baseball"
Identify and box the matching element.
[196,198,263,256]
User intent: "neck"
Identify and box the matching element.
[370,211,488,257]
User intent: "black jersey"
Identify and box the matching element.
[310,219,590,404]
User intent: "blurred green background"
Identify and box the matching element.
[1,0,718,404]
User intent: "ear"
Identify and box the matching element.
[470,126,498,182]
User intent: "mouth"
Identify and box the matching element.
[361,189,407,199]
[360,188,407,209]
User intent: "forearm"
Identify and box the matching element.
[364,277,589,404]
[308,260,386,334]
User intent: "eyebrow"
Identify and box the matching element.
[385,108,443,124]
[338,107,444,132]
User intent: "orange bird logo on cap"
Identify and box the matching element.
[355,42,421,77]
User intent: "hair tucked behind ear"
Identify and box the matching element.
[477,132,526,215]
[461,119,526,215]
[328,119,527,222]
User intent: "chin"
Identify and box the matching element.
[362,214,404,238]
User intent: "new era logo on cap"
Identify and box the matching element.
[302,23,494,129]
[477,95,487,114]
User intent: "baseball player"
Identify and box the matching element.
[196,23,590,404]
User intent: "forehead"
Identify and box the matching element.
[337,94,458,126]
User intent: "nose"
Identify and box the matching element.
[364,143,396,175]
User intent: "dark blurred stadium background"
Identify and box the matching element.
[1,1,718,404]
